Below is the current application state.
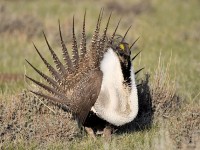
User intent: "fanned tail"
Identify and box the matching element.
[26,11,106,112]
[26,10,141,125]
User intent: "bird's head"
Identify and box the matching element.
[109,37,132,85]
[110,37,131,68]
[115,42,131,67]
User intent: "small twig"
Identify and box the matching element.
[192,91,200,102]
[31,92,56,114]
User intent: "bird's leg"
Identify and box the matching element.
[103,125,112,141]
[85,127,96,140]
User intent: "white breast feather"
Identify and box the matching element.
[93,48,139,126]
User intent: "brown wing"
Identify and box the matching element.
[27,70,103,125]
[70,70,103,124]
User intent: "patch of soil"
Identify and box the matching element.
[106,0,153,15]
[0,73,24,83]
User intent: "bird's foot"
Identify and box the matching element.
[85,127,96,140]
[103,126,112,141]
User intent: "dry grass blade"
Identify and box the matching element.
[150,54,180,118]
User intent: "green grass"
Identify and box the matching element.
[0,0,199,149]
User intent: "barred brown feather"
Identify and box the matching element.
[79,10,87,59]
[43,32,66,76]
[33,43,62,83]
[25,59,63,92]
[58,21,74,72]
[71,16,79,68]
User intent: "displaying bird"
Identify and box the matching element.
[25,9,141,139]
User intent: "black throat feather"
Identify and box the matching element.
[120,56,132,86]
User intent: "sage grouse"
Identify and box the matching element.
[26,10,141,138]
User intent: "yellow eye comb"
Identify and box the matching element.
[119,44,125,51]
